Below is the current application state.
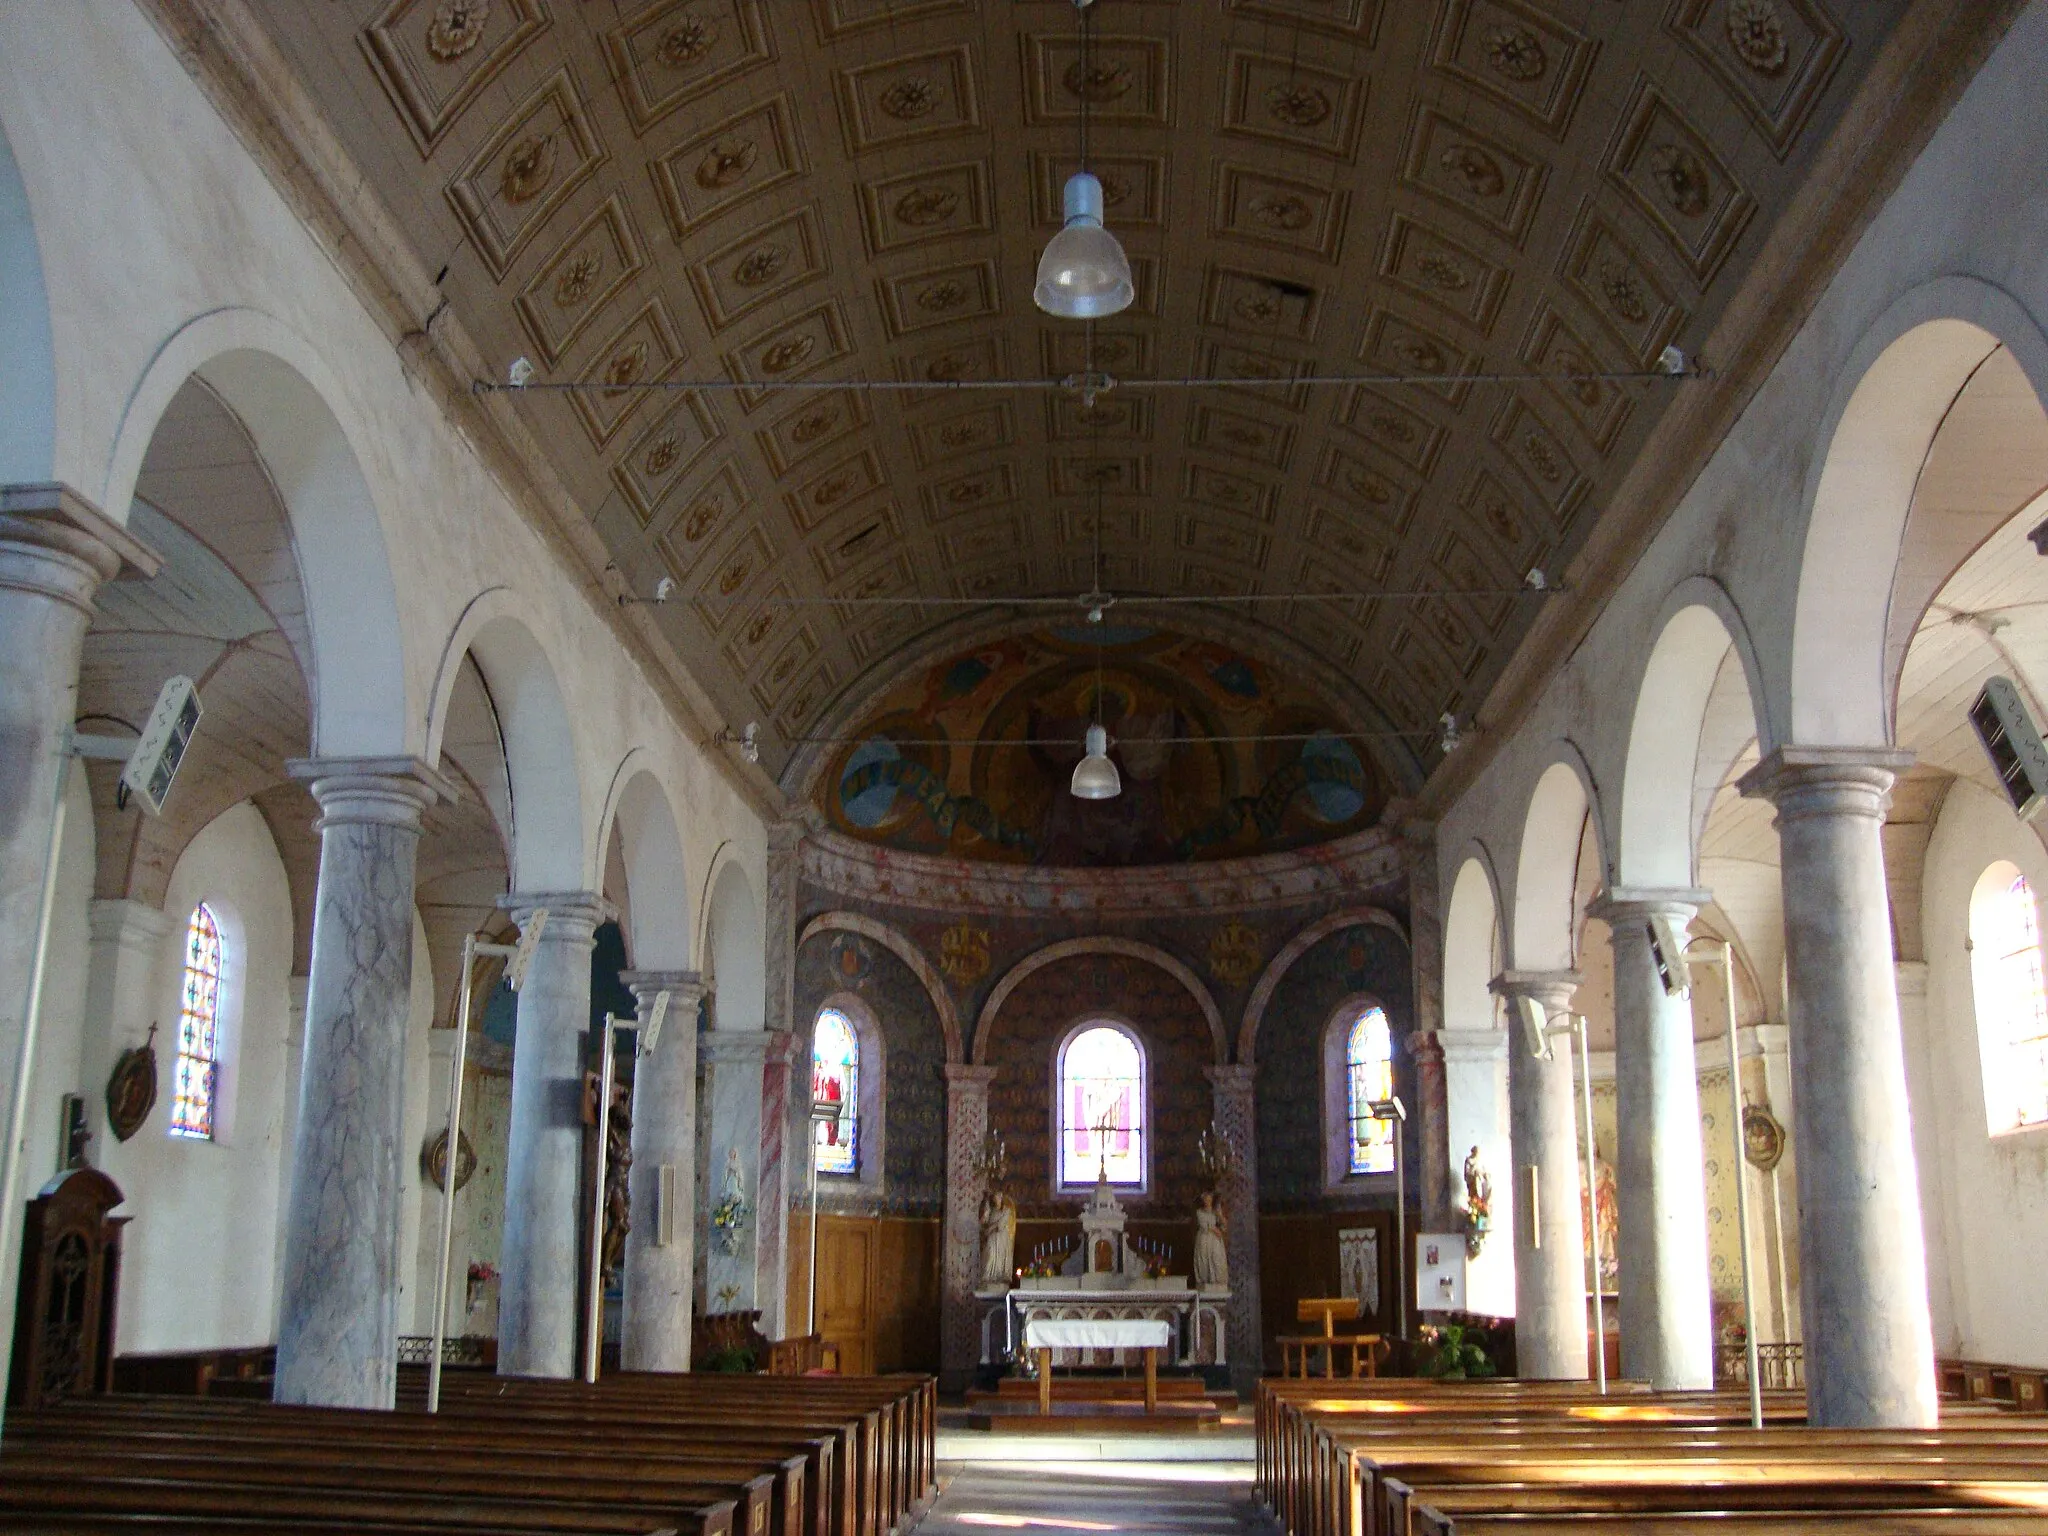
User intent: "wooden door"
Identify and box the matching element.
[817,1215,876,1375]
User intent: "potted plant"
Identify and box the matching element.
[1417,1322,1496,1380]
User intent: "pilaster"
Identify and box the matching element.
[939,1063,998,1392]
[620,970,706,1371]
[1207,1062,1262,1396]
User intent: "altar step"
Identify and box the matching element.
[964,1398,1226,1434]
[969,1377,1237,1415]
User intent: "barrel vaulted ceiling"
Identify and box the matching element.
[253,0,1909,781]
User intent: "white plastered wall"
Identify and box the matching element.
[1918,781,2048,1367]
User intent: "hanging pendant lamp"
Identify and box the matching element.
[1035,0,1132,320]
[1071,722,1122,800]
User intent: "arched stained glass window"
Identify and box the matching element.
[170,903,224,1141]
[1058,1023,1145,1188]
[1972,869,2048,1133]
[1346,1007,1395,1175]
[812,1008,859,1176]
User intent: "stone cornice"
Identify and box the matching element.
[798,823,1407,917]
[1415,0,2030,819]
[133,0,782,821]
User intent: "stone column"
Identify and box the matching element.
[495,891,605,1379]
[1206,1063,1263,1396]
[1404,821,1452,1228]
[1490,971,1586,1380]
[1590,889,1715,1390]
[274,758,447,1408]
[1739,747,1936,1427]
[620,970,704,1371]
[939,1063,997,1393]
[753,1029,800,1337]
[0,487,155,1389]
[697,1029,774,1318]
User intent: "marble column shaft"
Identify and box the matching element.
[1491,971,1586,1380]
[760,820,804,1338]
[1740,747,1937,1428]
[939,1063,997,1393]
[496,891,605,1380]
[1410,1030,1452,1231]
[698,1029,775,1318]
[0,487,156,1396]
[1404,821,1452,1228]
[1207,1063,1263,1395]
[1592,889,1715,1391]
[620,971,705,1372]
[274,759,446,1409]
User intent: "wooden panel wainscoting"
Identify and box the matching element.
[802,1213,943,1376]
[1258,1210,1409,1370]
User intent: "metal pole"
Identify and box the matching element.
[0,747,72,1443]
[426,933,477,1414]
[807,1120,821,1336]
[1719,942,1764,1428]
[1573,1016,1607,1394]
[1392,1117,1406,1342]
[584,1014,619,1385]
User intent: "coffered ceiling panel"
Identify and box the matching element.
[257,0,1909,783]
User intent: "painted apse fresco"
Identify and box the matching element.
[821,627,1388,866]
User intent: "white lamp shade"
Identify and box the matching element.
[1070,723,1122,800]
[1034,173,1134,320]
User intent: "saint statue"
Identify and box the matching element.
[978,1188,1016,1287]
[1192,1190,1229,1290]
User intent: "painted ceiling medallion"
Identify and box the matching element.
[425,0,490,62]
[602,342,649,395]
[1251,194,1314,231]
[1265,83,1332,128]
[1486,26,1547,81]
[1441,144,1506,198]
[1064,60,1134,102]
[553,251,601,308]
[791,408,837,442]
[644,435,681,475]
[695,140,757,189]
[880,77,940,120]
[761,336,816,373]
[895,187,960,226]
[1598,261,1649,322]
[656,16,719,69]
[1417,254,1471,291]
[917,279,968,312]
[733,245,787,286]
[1648,142,1712,216]
[682,497,721,540]
[499,133,556,204]
[1725,0,1789,76]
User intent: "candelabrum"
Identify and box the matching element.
[1197,1121,1238,1197]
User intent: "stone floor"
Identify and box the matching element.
[922,1413,1267,1535]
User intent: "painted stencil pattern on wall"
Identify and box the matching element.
[795,932,946,1214]
[1254,923,1414,1208]
[821,628,1388,866]
[982,953,1213,1219]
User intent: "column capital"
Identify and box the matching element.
[288,757,453,832]
[1588,886,1711,924]
[698,1028,780,1065]
[0,482,161,612]
[1737,745,1914,820]
[764,1027,800,1066]
[768,815,806,854]
[1490,970,1581,1011]
[1894,959,1930,1000]
[1437,1026,1509,1064]
[620,969,705,1013]
[1204,1062,1256,1095]
[498,890,609,943]
[944,1062,998,1089]
[88,897,173,950]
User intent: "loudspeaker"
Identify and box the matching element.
[1970,676,2048,818]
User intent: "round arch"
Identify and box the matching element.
[596,757,691,970]
[1513,755,1602,972]
[1444,853,1503,1032]
[1618,594,1761,888]
[973,936,1226,1067]
[1790,277,2048,749]
[797,911,963,1063]
[102,310,409,758]
[1236,906,1408,1066]
[0,121,55,485]
[705,859,764,1032]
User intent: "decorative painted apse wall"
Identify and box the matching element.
[786,813,1430,1392]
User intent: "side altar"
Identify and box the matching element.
[974,1172,1230,1370]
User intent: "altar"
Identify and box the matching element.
[974,1170,1230,1369]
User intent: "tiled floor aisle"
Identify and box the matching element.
[917,1456,1268,1536]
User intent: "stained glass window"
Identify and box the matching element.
[1976,872,2048,1133]
[1346,1007,1395,1175]
[1058,1024,1144,1188]
[170,903,224,1140]
[812,1008,859,1176]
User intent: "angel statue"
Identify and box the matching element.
[1192,1190,1229,1290]
[978,1187,1017,1287]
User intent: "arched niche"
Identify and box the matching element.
[1443,854,1502,1032]
[1237,906,1408,1066]
[1512,757,1602,971]
[0,120,56,484]
[597,760,690,971]
[706,860,764,1031]
[797,912,961,1064]
[972,936,1225,1067]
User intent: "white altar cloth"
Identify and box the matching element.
[1023,1319,1172,1351]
